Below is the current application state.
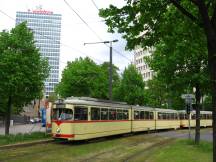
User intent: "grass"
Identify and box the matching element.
[146,139,213,162]
[0,134,212,162]
[0,132,50,146]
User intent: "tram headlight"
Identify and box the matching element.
[56,127,61,133]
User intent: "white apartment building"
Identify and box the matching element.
[134,47,154,81]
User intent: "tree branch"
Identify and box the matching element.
[212,4,216,28]
[170,0,199,23]
[191,0,213,36]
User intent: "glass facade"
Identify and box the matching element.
[16,11,62,97]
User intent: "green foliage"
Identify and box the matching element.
[48,92,58,103]
[56,58,120,99]
[144,77,167,108]
[0,22,49,115]
[100,1,210,109]
[113,64,146,105]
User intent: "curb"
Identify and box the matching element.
[0,139,54,150]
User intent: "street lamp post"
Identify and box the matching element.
[84,40,118,101]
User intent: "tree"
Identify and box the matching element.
[0,22,49,135]
[113,64,146,105]
[56,57,100,98]
[144,7,209,144]
[48,92,58,103]
[56,57,121,99]
[100,1,216,153]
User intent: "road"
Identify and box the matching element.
[0,123,45,135]
[155,128,212,142]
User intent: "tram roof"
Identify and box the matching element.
[154,108,178,113]
[132,106,178,112]
[132,105,155,111]
[57,97,131,108]
[178,110,212,114]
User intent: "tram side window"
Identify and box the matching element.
[158,113,163,120]
[109,109,117,120]
[162,113,167,120]
[140,111,144,119]
[117,109,123,120]
[74,106,88,120]
[167,113,169,119]
[192,114,196,120]
[91,107,100,120]
[179,113,185,120]
[209,114,212,119]
[181,113,188,119]
[201,114,205,120]
[144,111,150,120]
[174,114,177,119]
[171,113,175,120]
[134,111,140,120]
[149,112,154,120]
[123,110,129,120]
[101,108,108,120]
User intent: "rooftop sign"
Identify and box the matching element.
[28,9,53,15]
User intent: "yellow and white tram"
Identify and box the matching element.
[52,97,131,140]
[179,110,212,128]
[51,97,212,141]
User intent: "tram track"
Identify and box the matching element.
[75,135,170,162]
[0,128,211,162]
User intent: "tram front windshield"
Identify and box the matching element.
[52,108,73,120]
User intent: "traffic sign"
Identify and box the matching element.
[181,94,195,99]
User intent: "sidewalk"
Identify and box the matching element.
[0,123,45,135]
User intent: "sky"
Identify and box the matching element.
[0,0,134,79]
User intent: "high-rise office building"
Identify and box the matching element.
[16,8,62,97]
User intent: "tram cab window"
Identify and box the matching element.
[101,108,108,120]
[74,106,88,120]
[117,109,123,120]
[91,107,100,120]
[123,110,129,120]
[109,109,117,120]
[52,108,73,120]
[134,111,140,120]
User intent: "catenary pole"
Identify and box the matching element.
[84,40,118,101]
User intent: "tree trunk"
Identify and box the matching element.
[208,39,216,162]
[195,84,201,145]
[5,96,12,135]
